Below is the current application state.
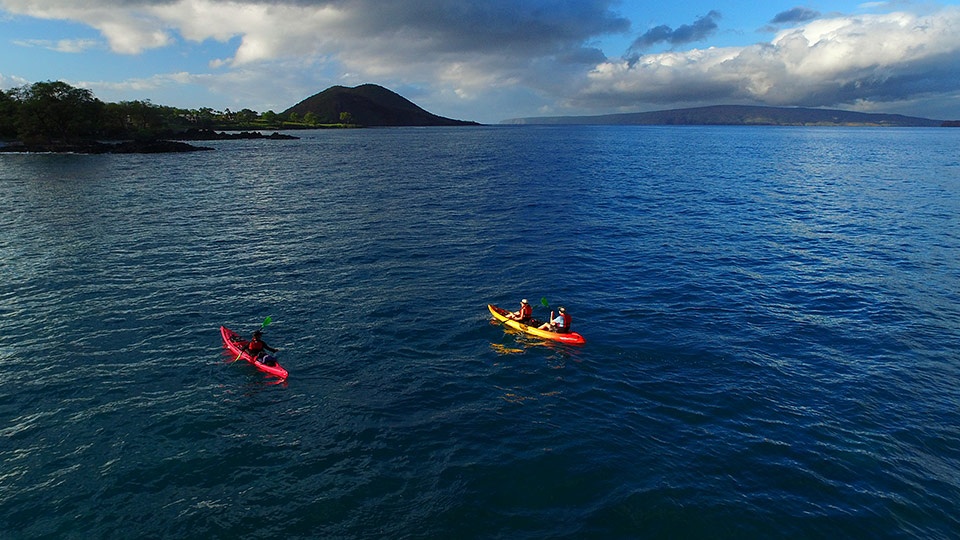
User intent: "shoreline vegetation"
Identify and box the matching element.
[0,81,362,154]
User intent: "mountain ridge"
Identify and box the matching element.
[502,105,947,127]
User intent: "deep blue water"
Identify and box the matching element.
[1,125,959,539]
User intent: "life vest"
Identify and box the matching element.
[557,312,571,331]
[520,303,533,319]
[248,338,264,354]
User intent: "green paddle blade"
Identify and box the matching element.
[540,297,549,308]
[262,316,272,327]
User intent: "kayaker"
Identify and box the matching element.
[244,330,279,366]
[505,298,533,323]
[538,306,571,333]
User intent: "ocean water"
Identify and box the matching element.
[1,125,959,539]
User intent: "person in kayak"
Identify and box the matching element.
[538,306,571,333]
[505,298,533,323]
[244,330,279,366]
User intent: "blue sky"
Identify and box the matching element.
[2,1,960,123]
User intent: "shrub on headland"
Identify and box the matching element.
[0,80,297,152]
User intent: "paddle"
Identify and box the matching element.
[230,316,272,363]
[540,297,549,309]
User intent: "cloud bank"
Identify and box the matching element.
[2,0,960,120]
[579,8,960,117]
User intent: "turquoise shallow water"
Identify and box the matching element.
[1,126,959,538]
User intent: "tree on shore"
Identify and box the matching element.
[101,100,171,138]
[1,79,356,147]
[261,110,279,125]
[10,81,103,144]
[0,91,16,139]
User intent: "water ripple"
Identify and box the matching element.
[1,127,959,538]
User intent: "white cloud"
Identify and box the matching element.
[0,73,30,90]
[1,0,176,53]
[13,38,99,53]
[82,71,195,95]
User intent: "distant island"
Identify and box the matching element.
[502,105,953,127]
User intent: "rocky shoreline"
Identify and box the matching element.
[0,130,299,154]
[172,129,299,141]
[0,139,214,154]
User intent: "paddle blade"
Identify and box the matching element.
[540,297,549,308]
[262,316,272,328]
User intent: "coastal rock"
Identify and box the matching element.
[173,128,299,140]
[0,140,213,154]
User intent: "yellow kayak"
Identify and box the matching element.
[488,304,586,345]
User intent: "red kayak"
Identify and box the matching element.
[220,326,288,379]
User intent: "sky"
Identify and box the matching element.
[2,0,960,124]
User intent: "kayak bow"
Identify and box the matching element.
[488,304,586,345]
[220,325,288,379]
